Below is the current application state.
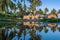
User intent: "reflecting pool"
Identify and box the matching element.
[0,22,60,40]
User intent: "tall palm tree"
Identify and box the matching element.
[18,1,23,17]
[51,8,56,14]
[44,8,48,19]
[29,5,36,14]
[0,0,5,13]
[0,0,2,12]
[58,9,60,14]
[21,0,26,15]
[44,8,49,14]
[0,0,16,15]
[24,0,26,15]
[28,0,42,14]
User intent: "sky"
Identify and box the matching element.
[11,0,60,12]
[40,0,60,12]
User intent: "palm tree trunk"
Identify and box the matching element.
[24,0,26,15]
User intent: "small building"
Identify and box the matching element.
[23,22,39,27]
[47,13,57,19]
[23,13,39,20]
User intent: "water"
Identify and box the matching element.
[0,22,60,40]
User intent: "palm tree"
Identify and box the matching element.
[28,0,42,14]
[44,8,49,19]
[58,9,60,14]
[24,0,26,15]
[9,0,16,13]
[0,0,2,12]
[29,5,36,14]
[0,0,16,16]
[0,0,5,13]
[51,8,56,14]
[39,9,43,14]
[21,0,26,15]
[17,1,23,17]
[44,8,49,14]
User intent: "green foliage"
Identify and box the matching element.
[58,9,60,13]
[51,8,56,14]
[44,8,49,14]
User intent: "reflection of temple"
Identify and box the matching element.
[47,24,57,27]
[23,22,40,27]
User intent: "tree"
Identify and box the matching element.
[36,9,43,14]
[20,0,26,15]
[39,9,43,14]
[44,8,49,14]
[58,9,60,14]
[44,8,49,19]
[0,0,16,14]
[51,8,56,14]
[17,1,23,17]
[0,0,6,13]
[28,0,42,14]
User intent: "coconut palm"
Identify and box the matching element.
[58,9,60,14]
[36,9,43,14]
[20,0,26,15]
[0,0,16,15]
[51,8,56,14]
[44,8,49,14]
[29,5,36,14]
[43,8,48,19]
[39,9,43,14]
[28,0,42,14]
[17,1,23,17]
[0,0,5,13]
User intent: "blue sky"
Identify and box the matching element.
[11,0,60,12]
[40,0,60,12]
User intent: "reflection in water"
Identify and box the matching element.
[47,24,57,27]
[0,22,60,40]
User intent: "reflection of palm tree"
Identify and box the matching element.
[44,26,48,33]
[18,28,23,40]
[6,28,16,40]
[17,26,26,40]
[36,27,43,32]
[17,26,23,40]
[24,25,27,40]
[57,27,60,32]
[51,27,56,32]
[2,29,6,40]
[30,29,41,40]
[0,30,2,40]
[44,28,48,33]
